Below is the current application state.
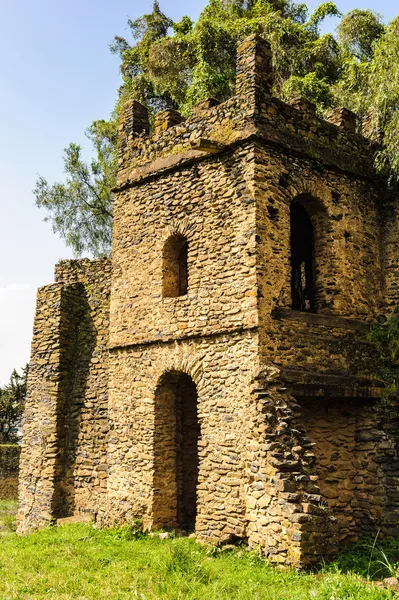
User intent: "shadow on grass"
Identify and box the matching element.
[323,536,399,580]
[2,499,399,586]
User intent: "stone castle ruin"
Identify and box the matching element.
[17,35,399,566]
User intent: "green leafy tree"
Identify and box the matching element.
[0,366,28,444]
[334,15,399,183]
[369,311,399,398]
[337,9,384,61]
[35,1,399,255]
[111,0,342,115]
[34,119,117,257]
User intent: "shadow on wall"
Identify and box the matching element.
[298,396,386,544]
[51,285,97,519]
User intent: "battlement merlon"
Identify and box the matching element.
[116,34,376,190]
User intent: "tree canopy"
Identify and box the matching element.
[34,0,399,256]
[0,366,28,444]
[110,0,343,115]
[34,120,117,257]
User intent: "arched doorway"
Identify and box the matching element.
[152,371,199,531]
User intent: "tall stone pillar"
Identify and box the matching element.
[236,34,273,110]
[17,282,81,533]
[118,100,149,165]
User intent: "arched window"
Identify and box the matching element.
[290,201,316,312]
[162,234,188,298]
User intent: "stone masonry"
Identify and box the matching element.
[17,34,399,566]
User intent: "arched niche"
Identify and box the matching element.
[162,234,188,298]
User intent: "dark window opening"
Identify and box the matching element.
[290,202,316,312]
[162,235,188,298]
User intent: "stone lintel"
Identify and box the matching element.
[109,324,258,353]
[290,382,382,400]
[189,138,224,152]
[280,367,384,400]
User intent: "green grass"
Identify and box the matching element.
[333,536,399,580]
[0,499,17,533]
[0,502,396,599]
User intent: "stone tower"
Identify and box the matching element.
[17,35,399,566]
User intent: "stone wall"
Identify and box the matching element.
[17,259,111,532]
[117,36,375,192]
[101,332,258,540]
[380,194,399,312]
[254,144,384,323]
[111,142,258,349]
[0,445,20,500]
[298,399,385,543]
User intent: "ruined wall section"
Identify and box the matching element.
[53,258,111,518]
[17,259,110,532]
[17,282,80,532]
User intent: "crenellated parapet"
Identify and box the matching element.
[116,34,376,189]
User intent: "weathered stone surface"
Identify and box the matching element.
[154,109,184,134]
[17,34,399,568]
[382,577,399,592]
[17,259,111,533]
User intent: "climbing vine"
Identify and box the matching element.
[369,310,399,398]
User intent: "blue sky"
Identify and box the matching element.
[0,0,397,384]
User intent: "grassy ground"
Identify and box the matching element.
[0,499,17,533]
[0,501,398,599]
